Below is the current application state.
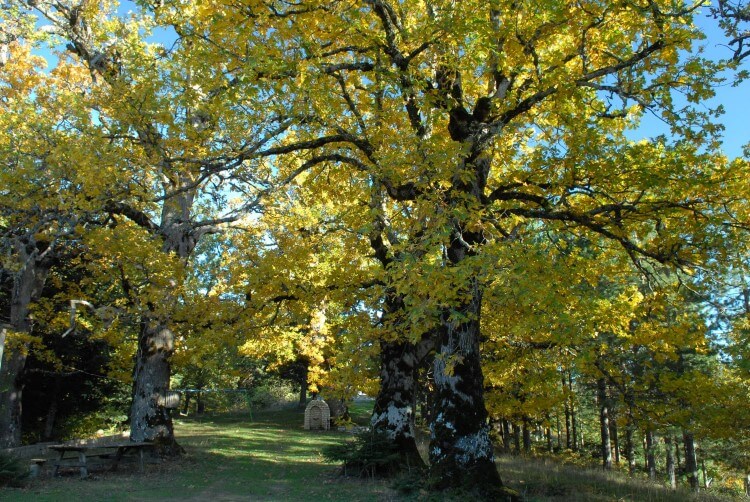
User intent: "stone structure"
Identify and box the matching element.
[304,399,330,431]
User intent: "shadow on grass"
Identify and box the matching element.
[1,405,396,502]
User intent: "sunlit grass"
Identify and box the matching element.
[495,454,741,502]
[0,403,396,502]
[3,403,742,501]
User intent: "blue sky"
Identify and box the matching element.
[658,11,749,159]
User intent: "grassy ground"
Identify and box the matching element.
[495,455,740,502]
[1,402,743,501]
[1,402,395,502]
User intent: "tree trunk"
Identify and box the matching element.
[328,398,349,424]
[623,394,637,475]
[556,412,561,449]
[43,376,62,441]
[181,391,191,415]
[0,351,26,448]
[370,337,427,470]
[295,358,308,409]
[665,435,676,489]
[502,418,512,453]
[298,379,307,409]
[683,430,699,491]
[569,372,578,452]
[0,244,50,447]
[597,378,612,470]
[0,328,5,373]
[423,121,517,498]
[428,284,504,496]
[367,191,429,471]
[513,423,521,454]
[563,372,571,449]
[546,426,553,453]
[126,194,198,455]
[743,473,749,497]
[522,418,531,453]
[625,419,636,475]
[610,413,620,465]
[129,319,181,455]
[645,430,656,479]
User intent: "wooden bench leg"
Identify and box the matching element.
[29,459,47,478]
[111,447,125,472]
[53,451,64,477]
[77,451,88,479]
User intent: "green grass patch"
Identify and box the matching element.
[1,402,395,502]
[2,405,742,501]
[496,454,742,502]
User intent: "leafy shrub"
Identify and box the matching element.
[0,452,28,487]
[390,469,427,495]
[61,401,129,440]
[323,430,404,478]
[244,377,297,410]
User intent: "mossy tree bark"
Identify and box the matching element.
[367,188,430,471]
[370,338,427,470]
[428,278,504,497]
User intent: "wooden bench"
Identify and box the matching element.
[49,442,155,479]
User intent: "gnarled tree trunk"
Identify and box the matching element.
[129,319,180,455]
[370,338,426,470]
[367,188,430,471]
[428,283,504,497]
[128,198,199,455]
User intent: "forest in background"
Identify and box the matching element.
[2,0,750,499]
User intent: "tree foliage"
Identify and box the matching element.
[1,0,750,496]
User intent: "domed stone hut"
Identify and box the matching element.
[304,398,331,431]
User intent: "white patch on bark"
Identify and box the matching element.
[433,348,470,402]
[371,404,413,438]
[454,428,494,465]
[433,412,455,431]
